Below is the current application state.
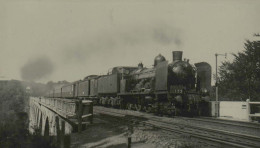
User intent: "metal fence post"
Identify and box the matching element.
[77,99,83,133]
[90,101,93,124]
[246,99,251,122]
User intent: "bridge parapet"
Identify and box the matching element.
[40,98,76,118]
[31,97,93,132]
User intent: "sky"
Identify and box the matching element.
[0,0,260,83]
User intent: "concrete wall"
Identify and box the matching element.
[210,101,249,121]
[219,101,249,121]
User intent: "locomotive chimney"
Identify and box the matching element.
[172,51,183,62]
[138,62,143,69]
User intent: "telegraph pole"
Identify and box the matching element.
[215,53,226,117]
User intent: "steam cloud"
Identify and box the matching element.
[62,23,182,63]
[20,56,54,81]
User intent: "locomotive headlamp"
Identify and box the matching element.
[175,95,183,103]
[201,88,209,96]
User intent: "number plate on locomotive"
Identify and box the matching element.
[170,86,185,94]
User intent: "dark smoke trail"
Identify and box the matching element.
[20,56,54,81]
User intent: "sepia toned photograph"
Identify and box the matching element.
[0,0,260,147]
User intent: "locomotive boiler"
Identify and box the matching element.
[47,51,211,116]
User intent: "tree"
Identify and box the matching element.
[0,80,57,148]
[218,39,260,101]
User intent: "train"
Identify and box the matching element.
[46,51,211,116]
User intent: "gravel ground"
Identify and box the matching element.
[70,106,260,148]
[70,113,200,148]
[94,106,260,137]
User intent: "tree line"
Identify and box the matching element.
[0,80,56,148]
[218,38,260,101]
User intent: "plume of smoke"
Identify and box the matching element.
[62,23,183,63]
[20,56,54,81]
[152,24,182,46]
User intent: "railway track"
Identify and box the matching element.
[94,106,260,148]
[181,116,260,130]
[176,116,260,137]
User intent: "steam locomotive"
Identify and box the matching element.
[47,51,211,116]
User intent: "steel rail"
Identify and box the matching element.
[146,119,260,148]
[144,120,252,148]
[192,117,260,129]
[94,107,260,148]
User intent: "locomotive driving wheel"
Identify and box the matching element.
[127,103,133,110]
[135,104,142,111]
[144,105,152,113]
